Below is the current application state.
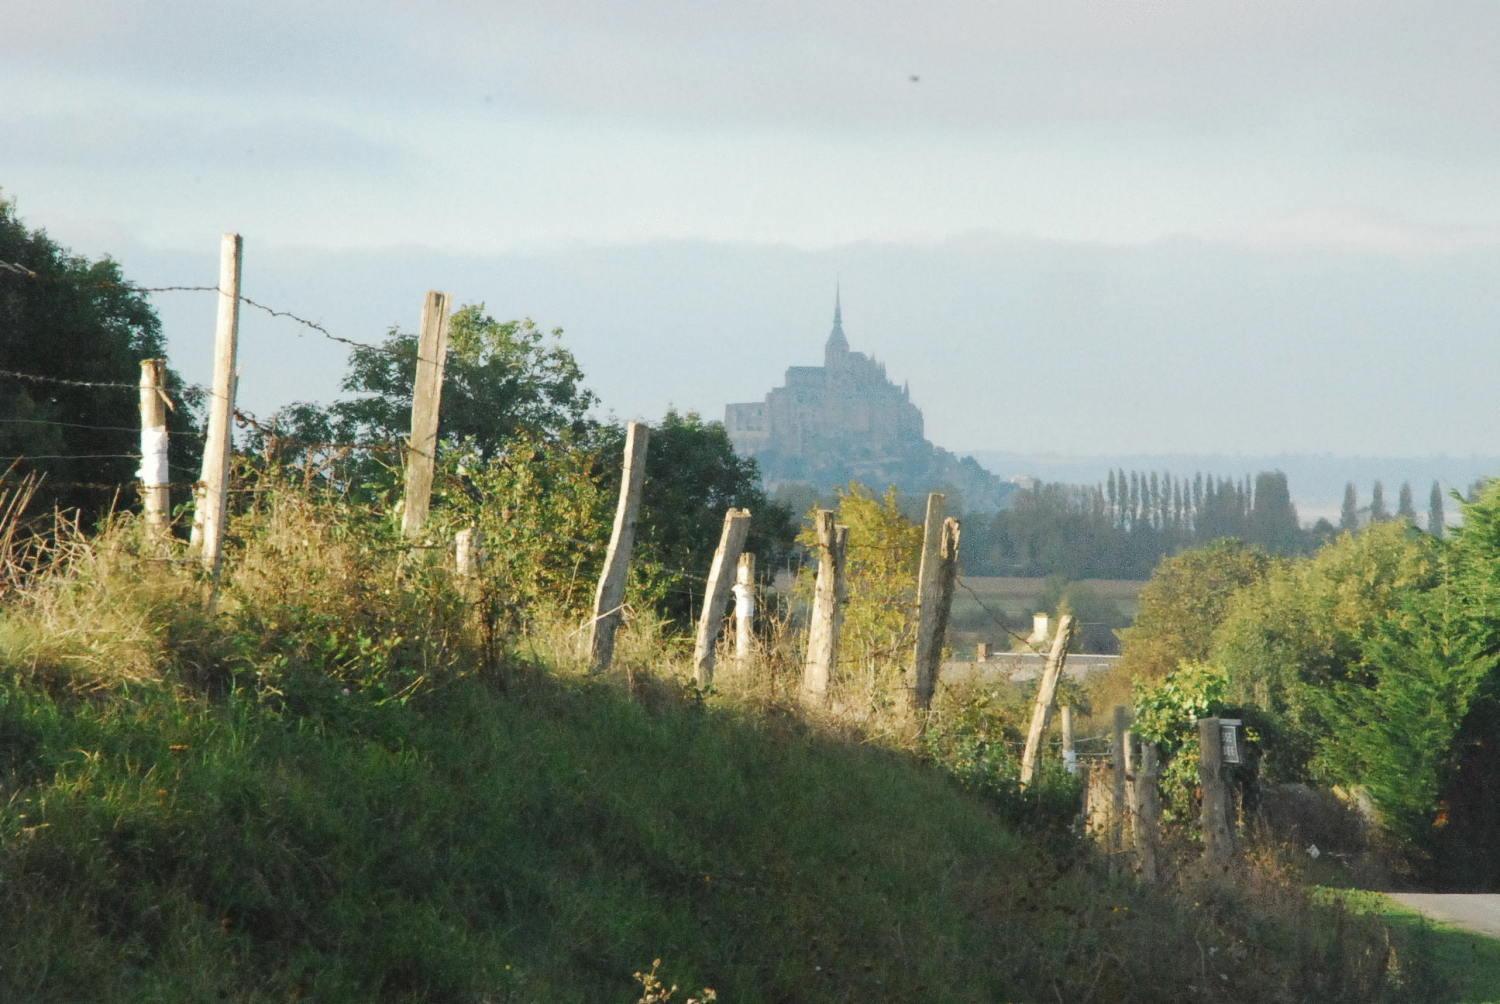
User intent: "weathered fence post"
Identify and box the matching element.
[733,552,755,670]
[692,508,752,688]
[1198,717,1235,864]
[455,527,479,578]
[138,358,170,536]
[912,499,961,711]
[1135,741,1162,883]
[1060,705,1077,776]
[801,509,847,703]
[401,290,453,539]
[910,492,945,704]
[1019,614,1076,787]
[190,233,242,576]
[1111,707,1130,869]
[588,421,649,674]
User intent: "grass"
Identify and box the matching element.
[1328,890,1500,1003]
[0,493,1453,1001]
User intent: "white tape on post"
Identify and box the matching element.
[138,425,169,487]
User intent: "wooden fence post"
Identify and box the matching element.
[138,358,170,536]
[455,527,479,578]
[1019,614,1076,787]
[401,290,453,539]
[802,509,847,703]
[912,500,961,711]
[1060,705,1077,776]
[910,492,945,705]
[733,552,755,670]
[587,421,649,674]
[190,233,242,576]
[692,508,752,688]
[1135,741,1162,883]
[1111,707,1130,867]
[1198,717,1235,864]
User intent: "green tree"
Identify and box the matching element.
[1339,482,1359,532]
[1211,521,1439,779]
[1396,481,1417,523]
[1245,470,1303,555]
[331,305,596,452]
[626,410,795,625]
[1316,597,1494,861]
[0,197,201,520]
[1370,480,1388,523]
[1427,481,1445,538]
[1116,540,1271,685]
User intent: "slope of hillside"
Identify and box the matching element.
[0,667,1445,1002]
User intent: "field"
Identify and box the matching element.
[949,576,1145,653]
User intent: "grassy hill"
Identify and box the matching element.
[0,496,1451,1001]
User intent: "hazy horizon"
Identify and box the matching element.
[6,1,1498,458]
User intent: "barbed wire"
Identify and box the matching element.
[0,259,399,358]
[0,367,141,391]
[956,577,1051,656]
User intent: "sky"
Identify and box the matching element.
[4,0,1499,463]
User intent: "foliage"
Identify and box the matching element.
[0,197,202,522]
[335,305,596,451]
[1132,660,1231,824]
[1210,522,1439,780]
[795,484,922,703]
[1116,540,1271,685]
[963,468,1307,579]
[922,682,1081,831]
[1315,596,1495,862]
[625,410,795,626]
[434,432,611,630]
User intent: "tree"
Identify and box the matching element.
[1245,470,1302,555]
[1370,480,1388,523]
[1427,481,1445,538]
[1116,540,1271,685]
[0,197,201,521]
[1397,481,1417,523]
[1340,482,1359,532]
[625,409,795,624]
[331,305,596,453]
[1212,521,1439,779]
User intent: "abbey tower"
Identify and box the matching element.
[724,292,1010,510]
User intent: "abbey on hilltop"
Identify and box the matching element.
[724,291,1011,511]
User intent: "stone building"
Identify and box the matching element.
[725,292,1011,510]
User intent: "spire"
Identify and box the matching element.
[825,284,849,357]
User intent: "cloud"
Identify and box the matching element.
[2,108,407,174]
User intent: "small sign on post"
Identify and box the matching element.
[1219,718,1243,765]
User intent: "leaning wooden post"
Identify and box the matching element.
[137,358,170,536]
[1060,705,1078,776]
[692,508,753,688]
[732,552,755,670]
[401,290,454,539]
[801,510,846,703]
[1135,741,1162,883]
[587,421,650,674]
[1018,614,1077,787]
[910,492,946,705]
[190,233,242,576]
[912,499,961,711]
[1197,717,1235,864]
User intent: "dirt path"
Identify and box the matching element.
[1389,893,1500,939]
